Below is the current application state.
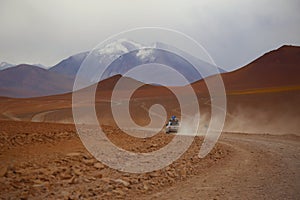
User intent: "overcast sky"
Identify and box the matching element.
[0,0,299,70]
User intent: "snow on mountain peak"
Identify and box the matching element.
[136,48,155,62]
[0,62,15,70]
[1,62,9,67]
[97,38,143,56]
[90,38,158,67]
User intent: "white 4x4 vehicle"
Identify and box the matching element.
[165,118,180,134]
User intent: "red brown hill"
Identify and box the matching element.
[0,45,299,134]
[193,45,300,93]
[0,64,74,98]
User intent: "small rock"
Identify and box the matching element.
[167,171,175,178]
[60,172,72,180]
[114,179,130,187]
[73,168,82,176]
[66,152,82,157]
[88,177,96,181]
[83,159,95,166]
[93,162,105,170]
[0,166,7,177]
[143,183,149,191]
[32,182,48,188]
[83,178,91,183]
[67,176,77,184]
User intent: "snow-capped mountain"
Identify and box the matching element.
[49,39,145,77]
[0,38,227,98]
[49,39,225,86]
[97,39,143,56]
[87,39,226,85]
[0,44,299,98]
[93,39,147,68]
[0,62,15,70]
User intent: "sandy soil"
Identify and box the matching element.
[0,121,230,200]
[144,133,300,199]
[0,121,299,199]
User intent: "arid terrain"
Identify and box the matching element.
[0,120,232,199]
[0,89,299,199]
[0,121,299,199]
[0,46,300,199]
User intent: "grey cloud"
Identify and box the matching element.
[0,0,299,70]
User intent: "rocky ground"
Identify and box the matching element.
[1,120,299,199]
[0,121,231,200]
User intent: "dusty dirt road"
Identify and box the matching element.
[145,133,300,200]
[0,121,299,199]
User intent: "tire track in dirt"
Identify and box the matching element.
[143,133,300,199]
